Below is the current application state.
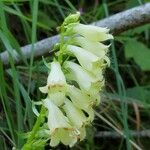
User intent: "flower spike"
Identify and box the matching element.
[23,12,113,149]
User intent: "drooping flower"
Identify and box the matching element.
[64,61,103,96]
[50,128,78,147]
[43,99,79,147]
[71,36,109,57]
[65,45,104,75]
[65,23,113,42]
[39,61,67,106]
[43,98,71,134]
[63,98,87,128]
[67,85,93,108]
[67,85,95,121]
[39,61,66,93]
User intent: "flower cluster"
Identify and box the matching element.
[38,12,113,148]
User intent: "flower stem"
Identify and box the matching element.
[22,106,46,150]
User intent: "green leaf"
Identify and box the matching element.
[121,24,150,36]
[126,86,150,106]
[125,39,150,71]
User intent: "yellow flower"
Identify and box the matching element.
[39,61,67,106]
[43,99,71,134]
[72,36,109,58]
[67,85,95,121]
[63,98,87,128]
[66,45,104,75]
[66,23,113,42]
[43,99,79,147]
[64,61,102,96]
[50,128,78,147]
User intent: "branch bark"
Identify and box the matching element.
[1,3,150,67]
[95,130,150,138]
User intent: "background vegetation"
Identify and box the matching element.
[0,0,150,149]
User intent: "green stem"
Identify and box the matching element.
[22,106,46,150]
[57,25,65,64]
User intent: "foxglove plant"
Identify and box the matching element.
[23,12,113,149]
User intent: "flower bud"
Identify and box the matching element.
[64,12,80,25]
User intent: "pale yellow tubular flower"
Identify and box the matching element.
[64,61,101,96]
[63,98,87,128]
[39,61,66,92]
[67,85,95,121]
[72,36,109,57]
[66,45,103,75]
[74,37,111,66]
[43,99,79,147]
[58,129,78,147]
[43,99,71,134]
[39,61,67,106]
[67,23,113,42]
[50,128,78,147]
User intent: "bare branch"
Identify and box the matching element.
[95,130,150,138]
[1,3,150,67]
[93,3,150,34]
